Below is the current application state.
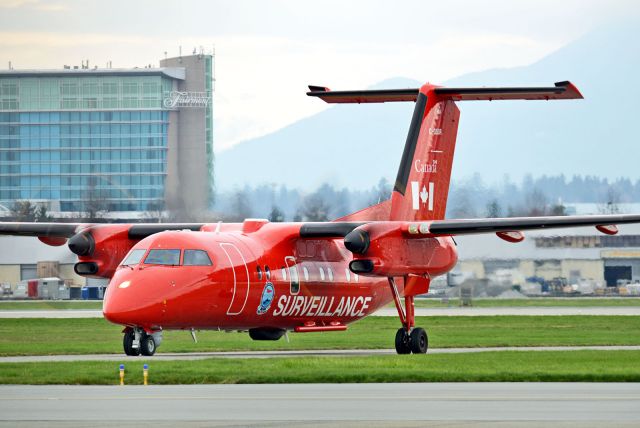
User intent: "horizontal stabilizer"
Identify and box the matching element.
[434,81,583,101]
[307,86,419,103]
[307,81,582,103]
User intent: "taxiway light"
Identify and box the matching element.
[143,364,149,386]
[119,364,125,386]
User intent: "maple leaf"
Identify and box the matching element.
[420,185,428,205]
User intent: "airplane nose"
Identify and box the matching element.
[102,292,132,325]
[102,279,162,326]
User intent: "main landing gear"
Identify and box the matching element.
[389,278,429,354]
[123,327,162,356]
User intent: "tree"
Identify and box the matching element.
[369,177,391,205]
[34,204,51,222]
[549,202,567,216]
[10,200,36,221]
[301,193,330,221]
[485,199,501,218]
[268,205,285,222]
[524,188,547,217]
[82,177,108,222]
[228,189,252,222]
[598,187,622,214]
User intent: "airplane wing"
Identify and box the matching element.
[329,214,640,277]
[0,222,86,238]
[0,222,206,239]
[427,214,640,236]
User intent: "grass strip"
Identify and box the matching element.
[0,301,102,310]
[412,297,640,308]
[1,316,639,356]
[1,350,639,384]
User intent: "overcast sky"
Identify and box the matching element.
[0,0,638,151]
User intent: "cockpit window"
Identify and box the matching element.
[183,249,212,266]
[144,249,181,265]
[122,249,146,266]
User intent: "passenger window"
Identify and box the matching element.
[345,268,351,282]
[144,249,180,265]
[257,265,263,280]
[281,267,287,281]
[328,267,334,282]
[121,249,146,266]
[319,267,325,281]
[183,249,212,266]
[303,267,309,281]
[265,266,271,280]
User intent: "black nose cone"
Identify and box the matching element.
[68,232,95,256]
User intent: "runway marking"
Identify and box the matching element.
[0,396,638,402]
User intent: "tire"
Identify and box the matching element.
[123,330,140,356]
[249,328,286,341]
[410,327,428,354]
[394,328,412,354]
[140,333,157,356]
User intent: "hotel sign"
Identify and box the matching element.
[163,91,211,108]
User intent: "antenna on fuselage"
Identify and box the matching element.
[215,221,221,234]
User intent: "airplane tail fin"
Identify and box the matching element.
[308,81,583,222]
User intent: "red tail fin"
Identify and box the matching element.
[390,86,459,221]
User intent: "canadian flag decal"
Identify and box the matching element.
[411,181,434,211]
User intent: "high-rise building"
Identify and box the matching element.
[0,54,214,216]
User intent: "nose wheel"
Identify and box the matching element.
[123,328,160,356]
[389,278,429,354]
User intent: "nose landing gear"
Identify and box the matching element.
[123,327,162,356]
[389,277,429,354]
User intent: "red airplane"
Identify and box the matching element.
[2,80,639,356]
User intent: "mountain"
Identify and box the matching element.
[215,21,640,192]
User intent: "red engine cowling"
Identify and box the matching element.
[69,225,137,279]
[345,222,457,278]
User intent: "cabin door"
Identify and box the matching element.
[220,243,250,315]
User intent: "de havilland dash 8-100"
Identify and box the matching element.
[2,79,639,356]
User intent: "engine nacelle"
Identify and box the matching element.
[69,224,137,279]
[345,222,457,277]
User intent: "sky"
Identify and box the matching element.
[0,0,638,152]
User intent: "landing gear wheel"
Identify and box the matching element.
[394,328,411,354]
[410,327,428,354]
[140,333,157,356]
[123,330,140,356]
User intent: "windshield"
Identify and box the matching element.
[183,249,212,266]
[121,249,146,266]
[144,249,181,265]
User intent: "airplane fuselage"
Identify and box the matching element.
[103,221,414,333]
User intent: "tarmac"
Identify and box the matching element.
[2,345,639,363]
[0,383,638,427]
[2,306,640,318]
